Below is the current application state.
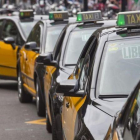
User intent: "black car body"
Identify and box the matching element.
[55,12,140,139]
[39,11,116,139]
[110,81,140,140]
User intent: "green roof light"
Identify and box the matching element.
[117,14,125,26]
[77,14,82,22]
[20,12,24,17]
[49,13,54,20]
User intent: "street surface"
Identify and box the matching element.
[0,80,51,140]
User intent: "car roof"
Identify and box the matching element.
[92,25,140,41]
[42,17,76,27]
[0,15,49,21]
[65,19,116,33]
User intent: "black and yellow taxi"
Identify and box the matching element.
[39,11,116,138]
[54,11,140,140]
[0,10,47,80]
[108,80,140,140]
[17,11,72,116]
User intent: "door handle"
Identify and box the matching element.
[45,71,48,75]
[66,102,70,108]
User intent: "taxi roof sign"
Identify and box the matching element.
[77,11,103,22]
[19,10,34,19]
[117,11,140,27]
[49,11,68,21]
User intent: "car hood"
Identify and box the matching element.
[83,98,127,140]
[93,98,127,117]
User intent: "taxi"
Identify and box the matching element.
[18,11,71,116]
[40,11,116,137]
[108,81,140,140]
[55,11,140,140]
[0,10,47,80]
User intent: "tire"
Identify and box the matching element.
[18,70,32,103]
[51,100,63,140]
[46,111,52,133]
[36,78,45,117]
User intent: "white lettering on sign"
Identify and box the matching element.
[122,46,140,59]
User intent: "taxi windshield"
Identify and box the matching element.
[20,21,37,37]
[45,26,64,53]
[97,39,140,96]
[64,29,94,65]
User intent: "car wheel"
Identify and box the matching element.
[46,111,52,133]
[51,100,63,140]
[18,70,32,103]
[36,78,45,117]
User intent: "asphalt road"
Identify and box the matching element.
[0,80,52,140]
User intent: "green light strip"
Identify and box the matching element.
[77,14,82,22]
[20,12,24,17]
[117,14,125,26]
[49,13,54,20]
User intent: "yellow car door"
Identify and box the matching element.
[26,50,39,94]
[44,65,56,122]
[0,20,24,79]
[62,56,90,140]
[24,23,43,95]
[19,47,28,84]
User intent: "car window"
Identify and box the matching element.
[64,29,94,65]
[27,23,42,47]
[45,26,65,53]
[1,20,24,46]
[74,37,97,79]
[53,27,66,60]
[2,20,18,40]
[16,33,24,46]
[0,20,3,27]
[19,21,37,37]
[79,54,90,90]
[123,89,140,140]
[97,39,140,96]
[0,20,4,40]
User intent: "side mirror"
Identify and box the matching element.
[25,42,39,52]
[4,37,15,50]
[56,79,86,97]
[41,53,58,67]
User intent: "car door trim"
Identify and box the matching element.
[21,72,34,81]
[0,65,16,69]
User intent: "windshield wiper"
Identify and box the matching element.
[99,94,128,99]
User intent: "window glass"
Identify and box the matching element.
[123,89,140,140]
[0,20,3,28]
[74,58,84,79]
[53,27,66,60]
[64,29,94,65]
[97,39,140,96]
[79,55,90,90]
[20,21,37,37]
[27,24,42,47]
[16,33,24,46]
[0,20,4,40]
[45,26,64,53]
[35,25,41,47]
[74,38,96,80]
[2,21,17,40]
